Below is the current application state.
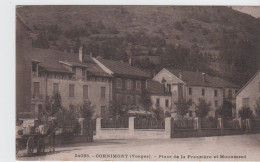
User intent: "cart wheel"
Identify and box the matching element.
[27,136,34,154]
[37,139,45,154]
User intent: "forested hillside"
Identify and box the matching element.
[17,6,260,86]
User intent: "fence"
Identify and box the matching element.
[95,117,259,139]
[134,118,165,129]
[55,118,93,145]
[171,117,245,138]
[223,119,240,129]
[101,118,129,128]
[201,118,219,129]
[95,117,171,139]
[174,119,194,129]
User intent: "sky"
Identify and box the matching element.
[232,6,260,18]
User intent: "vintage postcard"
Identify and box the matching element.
[15,5,260,161]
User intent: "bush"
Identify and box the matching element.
[175,99,192,118]
[195,98,211,118]
[239,107,253,120]
[215,100,233,118]
[152,105,164,121]
[78,101,95,121]
[175,21,184,31]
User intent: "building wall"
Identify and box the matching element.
[153,69,224,117]
[16,18,32,115]
[151,95,172,111]
[236,71,260,116]
[186,86,223,117]
[223,87,238,104]
[112,76,146,106]
[31,75,111,118]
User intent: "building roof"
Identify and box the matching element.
[235,69,260,96]
[165,68,239,88]
[147,80,171,96]
[97,58,150,78]
[30,48,112,77]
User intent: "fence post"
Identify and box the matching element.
[246,118,251,133]
[165,117,173,139]
[78,118,86,135]
[194,117,201,130]
[238,117,242,130]
[129,117,135,137]
[218,118,223,129]
[96,118,102,139]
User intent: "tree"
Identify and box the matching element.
[78,100,95,121]
[141,90,152,113]
[152,105,164,121]
[195,98,211,118]
[239,107,253,120]
[215,100,233,118]
[108,100,128,119]
[44,92,62,117]
[175,99,192,118]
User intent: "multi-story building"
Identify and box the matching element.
[147,80,172,112]
[30,48,112,119]
[153,68,239,117]
[93,58,150,109]
[236,70,260,117]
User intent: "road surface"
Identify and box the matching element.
[17,134,260,161]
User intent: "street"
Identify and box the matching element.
[17,134,260,161]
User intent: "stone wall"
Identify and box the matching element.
[95,117,172,139]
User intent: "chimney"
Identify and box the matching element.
[202,73,206,82]
[179,70,182,80]
[79,46,83,62]
[128,57,132,66]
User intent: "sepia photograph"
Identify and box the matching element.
[15,5,260,161]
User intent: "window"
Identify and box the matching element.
[69,84,75,97]
[242,98,249,107]
[117,78,122,89]
[101,87,106,99]
[33,82,40,97]
[125,79,132,90]
[82,69,87,80]
[202,89,205,96]
[214,89,218,97]
[53,83,59,94]
[116,93,122,102]
[228,89,232,98]
[83,85,88,98]
[156,98,160,106]
[215,100,218,107]
[165,99,169,107]
[32,62,37,72]
[189,88,192,95]
[136,80,141,90]
[136,95,141,104]
[72,67,76,73]
[126,95,133,104]
[167,84,171,92]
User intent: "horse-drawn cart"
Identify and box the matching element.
[16,118,57,155]
[16,133,47,155]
